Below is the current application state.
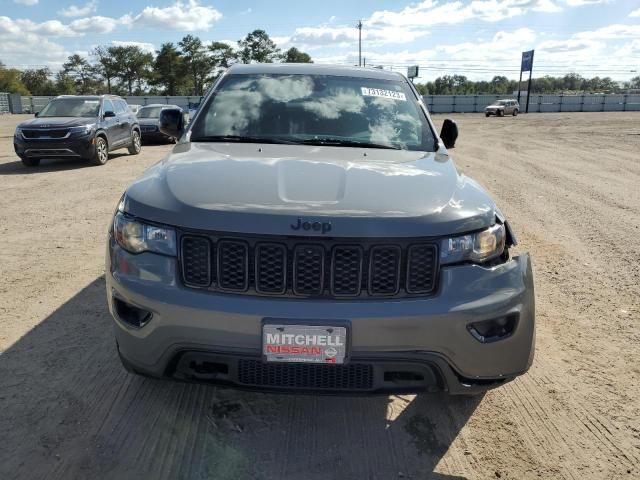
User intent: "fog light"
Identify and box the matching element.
[113,296,152,328]
[467,315,517,343]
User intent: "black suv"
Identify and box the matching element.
[14,95,141,167]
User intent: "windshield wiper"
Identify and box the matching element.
[298,138,400,150]
[192,135,298,145]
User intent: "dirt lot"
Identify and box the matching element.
[0,112,638,480]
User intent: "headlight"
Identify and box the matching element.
[113,211,176,256]
[440,223,506,265]
[69,124,94,135]
[15,127,23,137]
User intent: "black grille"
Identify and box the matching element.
[218,240,249,291]
[406,245,437,293]
[293,245,324,295]
[368,246,401,295]
[331,246,363,296]
[255,243,287,294]
[237,360,374,390]
[22,129,69,139]
[180,233,438,299]
[181,236,211,287]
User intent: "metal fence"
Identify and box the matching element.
[423,94,640,113]
[17,94,640,114]
[0,93,10,114]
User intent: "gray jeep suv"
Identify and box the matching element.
[106,64,535,395]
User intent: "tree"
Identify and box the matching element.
[21,68,56,95]
[153,43,187,95]
[238,29,281,64]
[62,54,101,94]
[179,35,211,96]
[207,41,237,82]
[630,76,640,89]
[55,72,76,95]
[109,46,154,95]
[0,63,30,94]
[93,46,119,94]
[284,47,312,63]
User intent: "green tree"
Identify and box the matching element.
[55,72,77,95]
[0,62,30,95]
[62,54,101,94]
[284,47,312,63]
[93,46,119,94]
[109,46,154,95]
[20,68,56,95]
[153,43,187,95]
[629,76,640,89]
[207,41,237,82]
[238,29,281,64]
[179,35,211,96]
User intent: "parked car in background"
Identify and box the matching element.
[14,95,141,167]
[128,104,141,116]
[137,104,188,143]
[485,99,519,117]
[107,63,535,395]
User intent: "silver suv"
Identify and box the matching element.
[106,64,535,395]
[485,99,520,117]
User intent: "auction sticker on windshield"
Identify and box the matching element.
[263,324,347,364]
[361,87,406,101]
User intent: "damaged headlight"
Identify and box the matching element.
[440,223,506,265]
[113,211,176,256]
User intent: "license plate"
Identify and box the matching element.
[262,324,347,364]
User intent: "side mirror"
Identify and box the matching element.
[440,118,458,149]
[103,111,116,118]
[34,111,39,117]
[159,108,185,139]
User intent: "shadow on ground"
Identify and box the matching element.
[0,153,129,175]
[0,277,481,480]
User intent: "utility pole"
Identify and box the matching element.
[357,20,363,67]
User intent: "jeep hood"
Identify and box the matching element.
[18,117,97,128]
[122,142,498,237]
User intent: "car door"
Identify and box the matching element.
[506,101,514,115]
[115,100,132,144]
[101,99,120,148]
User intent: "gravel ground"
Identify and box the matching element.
[0,112,638,480]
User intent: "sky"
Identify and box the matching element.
[1,0,639,82]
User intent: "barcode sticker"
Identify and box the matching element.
[361,87,406,101]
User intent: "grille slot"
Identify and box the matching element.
[368,246,401,295]
[406,245,437,294]
[180,233,438,299]
[181,236,211,287]
[22,129,69,139]
[237,360,373,390]
[217,240,249,291]
[331,246,363,297]
[293,245,325,295]
[255,243,287,294]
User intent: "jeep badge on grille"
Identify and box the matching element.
[290,218,332,234]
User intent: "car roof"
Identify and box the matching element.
[55,95,123,101]
[226,63,406,81]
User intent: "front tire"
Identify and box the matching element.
[91,136,108,165]
[485,113,490,117]
[498,110,504,117]
[513,109,519,116]
[21,157,40,167]
[128,130,141,155]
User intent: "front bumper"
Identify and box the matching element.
[106,239,535,394]
[13,133,96,159]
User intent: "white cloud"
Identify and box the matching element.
[573,24,640,40]
[133,0,222,31]
[69,15,128,34]
[13,0,38,5]
[629,8,640,17]
[111,40,156,54]
[0,17,78,37]
[563,0,608,6]
[59,0,98,18]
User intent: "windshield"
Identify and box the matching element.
[137,106,164,119]
[190,73,436,151]
[38,98,100,117]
